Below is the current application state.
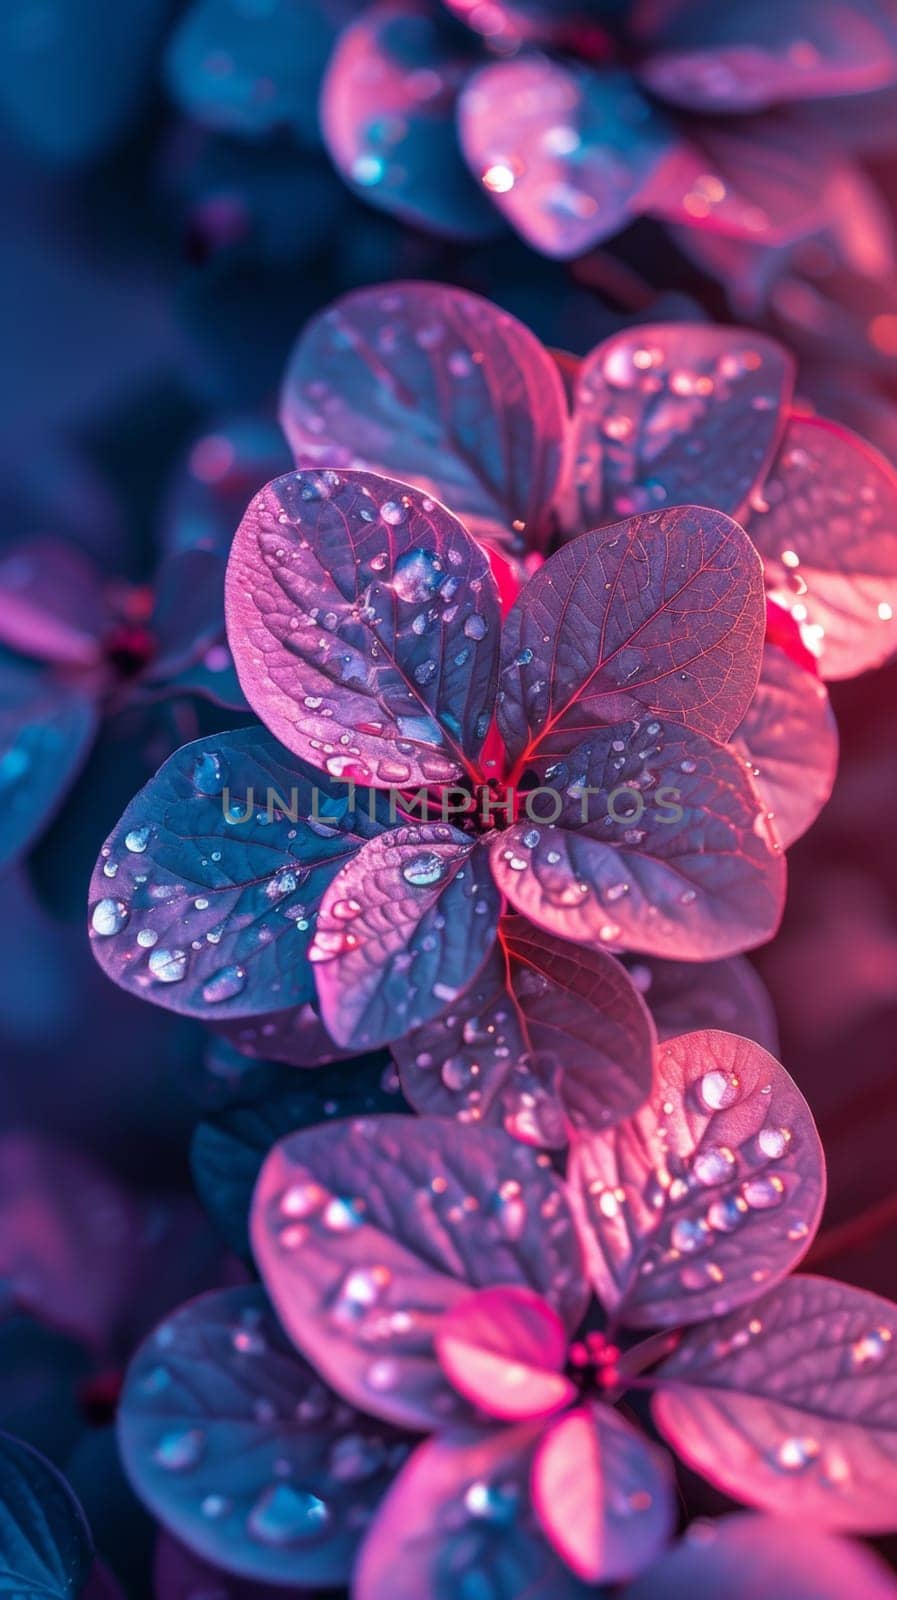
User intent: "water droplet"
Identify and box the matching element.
[464,613,488,640]
[331,1265,391,1328]
[201,1494,231,1519]
[366,1358,399,1392]
[693,1145,737,1186]
[393,548,440,602]
[848,1327,892,1369]
[148,948,187,984]
[380,500,407,526]
[329,1433,385,1483]
[192,750,225,795]
[247,1484,331,1546]
[464,1479,519,1523]
[153,1427,205,1471]
[91,898,129,936]
[201,964,247,1004]
[757,1126,790,1159]
[125,826,150,853]
[671,1218,708,1254]
[706,1195,744,1233]
[136,928,158,948]
[401,852,447,888]
[774,1436,819,1472]
[698,1070,741,1111]
[741,1175,785,1210]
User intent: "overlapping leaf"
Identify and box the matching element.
[310,824,500,1049]
[0,658,96,869]
[492,720,786,961]
[393,915,655,1144]
[435,1285,575,1422]
[567,1030,825,1327]
[118,1286,410,1587]
[226,469,500,785]
[622,954,779,1054]
[623,1513,897,1599]
[498,507,765,761]
[280,282,568,553]
[88,727,384,1019]
[250,1115,587,1430]
[654,1275,897,1530]
[732,642,838,847]
[0,1432,93,1599]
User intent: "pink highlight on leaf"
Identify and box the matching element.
[732,642,838,848]
[0,538,107,668]
[435,1285,575,1420]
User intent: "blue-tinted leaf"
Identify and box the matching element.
[322,1,499,238]
[354,1423,595,1600]
[531,1404,674,1582]
[0,0,168,162]
[226,469,500,786]
[458,59,680,258]
[160,418,291,560]
[145,551,230,687]
[118,1286,410,1587]
[732,643,838,848]
[492,720,786,961]
[192,1054,406,1258]
[0,1432,92,1598]
[567,1030,825,1328]
[0,658,96,869]
[623,1513,897,1600]
[250,1115,587,1429]
[311,823,500,1049]
[393,915,655,1145]
[88,727,385,1019]
[561,325,793,535]
[499,508,765,764]
[165,0,344,143]
[623,954,780,1054]
[654,1275,897,1530]
[280,282,568,555]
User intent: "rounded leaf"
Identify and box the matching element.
[393,915,655,1144]
[654,1275,897,1531]
[88,727,384,1019]
[280,282,568,555]
[321,0,497,238]
[354,1422,595,1600]
[623,1512,897,1600]
[562,325,793,535]
[746,414,897,679]
[458,59,680,259]
[226,469,500,785]
[118,1285,410,1587]
[732,643,838,848]
[250,1115,587,1430]
[0,1432,92,1599]
[435,1286,575,1422]
[310,824,500,1049]
[532,1404,674,1583]
[566,1029,825,1328]
[0,659,96,869]
[492,720,786,962]
[623,954,779,1054]
[214,1002,353,1070]
[499,507,765,763]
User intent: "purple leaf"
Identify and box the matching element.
[491,720,786,961]
[731,643,838,848]
[280,282,568,555]
[250,1115,587,1430]
[435,1286,576,1421]
[88,727,384,1019]
[745,414,897,679]
[653,1275,897,1531]
[161,417,292,561]
[498,508,765,763]
[393,914,655,1144]
[225,469,499,786]
[321,0,499,238]
[531,1403,674,1582]
[354,1422,596,1600]
[458,59,682,258]
[0,538,106,667]
[0,658,96,868]
[622,1512,897,1600]
[638,0,897,113]
[145,551,230,686]
[154,1533,291,1600]
[561,325,793,534]
[623,954,780,1055]
[0,1135,140,1350]
[119,1285,410,1587]
[567,1029,825,1328]
[215,1003,352,1069]
[310,823,500,1049]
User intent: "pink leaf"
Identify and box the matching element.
[225,469,500,785]
[623,954,780,1055]
[745,414,897,679]
[435,1285,575,1421]
[732,642,838,847]
[310,824,500,1050]
[280,281,568,556]
[566,1029,825,1328]
[639,0,897,113]
[393,914,655,1145]
[532,1404,674,1582]
[653,1275,897,1531]
[499,507,765,762]
[491,721,786,961]
[354,1423,595,1599]
[250,1115,587,1430]
[458,58,682,258]
[623,1512,897,1600]
[561,325,793,534]
[0,537,106,667]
